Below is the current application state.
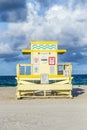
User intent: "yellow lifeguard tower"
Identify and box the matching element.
[16,41,72,99]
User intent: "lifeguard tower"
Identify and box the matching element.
[16,41,72,99]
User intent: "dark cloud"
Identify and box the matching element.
[37,0,87,6]
[0,33,30,62]
[36,0,67,7]
[0,0,27,22]
[0,51,29,62]
[58,46,87,65]
[58,25,82,49]
[74,0,87,5]
[0,52,19,62]
[57,25,87,64]
[40,21,87,64]
[36,0,87,12]
[4,55,28,62]
[10,34,27,49]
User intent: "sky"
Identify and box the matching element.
[0,0,87,75]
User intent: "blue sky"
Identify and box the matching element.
[0,0,87,75]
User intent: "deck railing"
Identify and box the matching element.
[17,63,72,77]
[16,64,33,76]
[57,63,72,76]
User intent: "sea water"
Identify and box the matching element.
[0,75,87,87]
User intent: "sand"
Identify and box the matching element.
[0,86,87,130]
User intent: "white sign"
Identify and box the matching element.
[41,56,47,64]
[63,70,70,76]
[41,74,49,84]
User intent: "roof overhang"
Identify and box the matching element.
[22,49,67,54]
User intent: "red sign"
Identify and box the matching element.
[48,57,56,65]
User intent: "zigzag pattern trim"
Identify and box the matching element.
[32,44,57,50]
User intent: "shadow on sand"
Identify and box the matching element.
[72,87,85,97]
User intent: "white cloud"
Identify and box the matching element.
[0,0,87,62]
[81,52,87,56]
[0,42,13,54]
[44,4,87,45]
[72,52,76,55]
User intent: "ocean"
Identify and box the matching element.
[0,75,87,87]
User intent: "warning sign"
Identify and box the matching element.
[48,57,55,65]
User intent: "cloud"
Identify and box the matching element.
[0,42,19,62]
[0,0,27,22]
[0,41,29,62]
[0,0,87,65]
[59,47,87,65]
[0,27,29,62]
[35,0,87,15]
[36,0,67,8]
[0,42,13,54]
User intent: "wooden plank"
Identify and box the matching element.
[17,84,72,91]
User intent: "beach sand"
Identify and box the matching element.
[0,86,87,130]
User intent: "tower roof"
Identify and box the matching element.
[22,41,67,54]
[22,49,67,54]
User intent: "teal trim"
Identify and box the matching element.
[32,44,57,50]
